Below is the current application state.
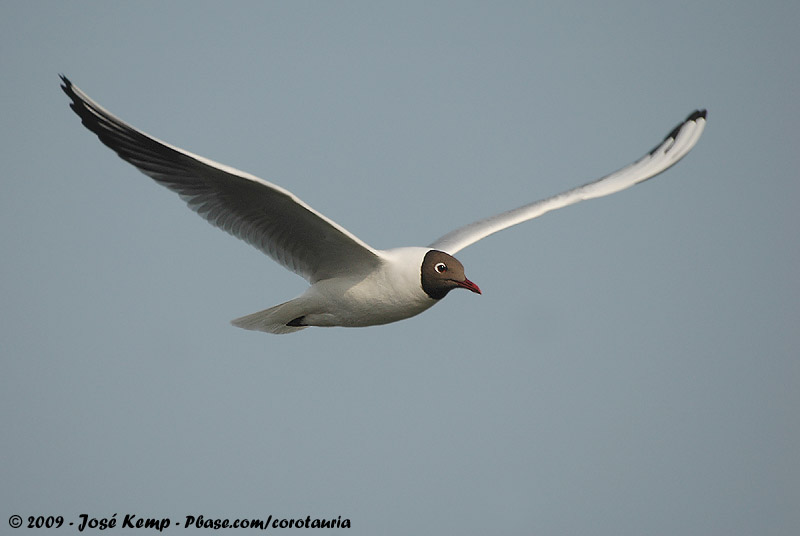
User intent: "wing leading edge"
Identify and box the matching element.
[429,110,707,255]
[61,75,383,283]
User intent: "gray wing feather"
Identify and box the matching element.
[429,110,707,255]
[61,76,382,283]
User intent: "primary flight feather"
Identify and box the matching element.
[61,75,706,334]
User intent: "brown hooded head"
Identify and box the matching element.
[420,249,482,300]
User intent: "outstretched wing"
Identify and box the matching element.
[61,75,383,283]
[429,110,707,255]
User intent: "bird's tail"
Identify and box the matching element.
[231,299,308,334]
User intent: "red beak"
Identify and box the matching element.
[457,277,482,295]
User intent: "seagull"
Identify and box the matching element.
[60,75,706,334]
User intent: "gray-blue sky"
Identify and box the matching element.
[2,1,798,534]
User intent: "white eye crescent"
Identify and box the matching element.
[435,262,447,273]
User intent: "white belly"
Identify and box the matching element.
[301,247,437,327]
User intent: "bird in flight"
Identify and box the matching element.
[61,75,706,334]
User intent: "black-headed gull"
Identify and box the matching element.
[61,76,706,334]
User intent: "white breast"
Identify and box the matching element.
[300,247,436,327]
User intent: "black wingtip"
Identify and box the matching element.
[59,74,77,103]
[670,109,707,138]
[59,74,89,123]
[649,109,708,155]
[670,109,708,137]
[688,109,707,122]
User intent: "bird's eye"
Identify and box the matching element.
[435,262,447,273]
